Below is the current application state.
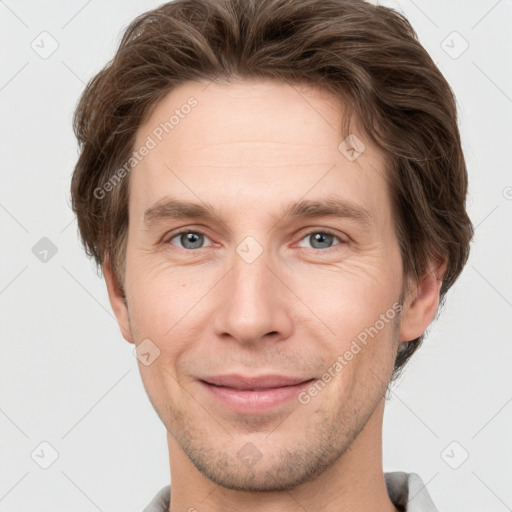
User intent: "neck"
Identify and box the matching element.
[166,398,398,512]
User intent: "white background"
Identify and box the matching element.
[0,1,511,511]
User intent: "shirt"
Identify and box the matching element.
[142,471,439,512]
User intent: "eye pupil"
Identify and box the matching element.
[310,232,334,249]
[181,232,203,249]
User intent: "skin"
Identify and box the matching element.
[103,78,445,512]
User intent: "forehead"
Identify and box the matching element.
[136,79,357,156]
[130,79,390,222]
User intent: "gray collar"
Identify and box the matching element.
[142,471,439,512]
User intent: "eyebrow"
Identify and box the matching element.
[143,196,373,228]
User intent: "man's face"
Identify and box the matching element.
[121,79,404,490]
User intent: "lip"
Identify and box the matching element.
[198,374,315,414]
[201,374,312,390]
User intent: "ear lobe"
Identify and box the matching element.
[399,257,447,343]
[103,257,134,344]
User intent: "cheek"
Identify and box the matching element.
[287,261,401,391]
[125,260,214,357]
[290,259,399,334]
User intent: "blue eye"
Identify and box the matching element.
[168,231,211,250]
[297,231,344,250]
[165,229,345,251]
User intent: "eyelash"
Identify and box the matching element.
[164,228,346,251]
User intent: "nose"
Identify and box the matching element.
[212,244,294,346]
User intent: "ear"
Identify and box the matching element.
[103,257,134,344]
[399,256,447,342]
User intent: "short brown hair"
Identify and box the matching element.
[70,0,473,379]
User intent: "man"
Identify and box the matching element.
[70,0,473,510]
